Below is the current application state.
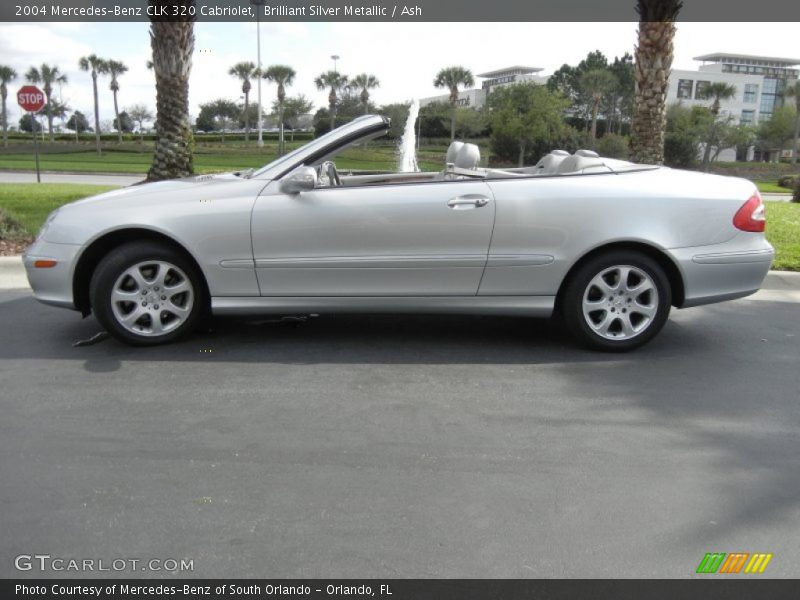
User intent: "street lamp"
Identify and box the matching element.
[250,0,266,147]
[331,54,340,74]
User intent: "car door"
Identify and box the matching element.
[251,180,496,296]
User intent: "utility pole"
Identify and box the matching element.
[251,0,265,147]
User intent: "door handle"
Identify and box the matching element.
[447,195,490,209]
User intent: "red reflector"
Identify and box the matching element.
[733,194,766,233]
[33,260,57,268]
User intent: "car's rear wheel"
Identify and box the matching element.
[90,241,205,346]
[562,250,671,351]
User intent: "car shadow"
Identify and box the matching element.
[0,295,714,368]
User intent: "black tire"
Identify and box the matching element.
[90,241,206,346]
[561,250,672,352]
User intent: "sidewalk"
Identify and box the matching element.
[762,193,794,202]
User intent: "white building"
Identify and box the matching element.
[667,53,800,161]
[419,66,549,110]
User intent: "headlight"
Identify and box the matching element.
[36,208,60,242]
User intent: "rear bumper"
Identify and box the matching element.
[23,239,82,310]
[671,235,774,308]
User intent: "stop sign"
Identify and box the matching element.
[17,85,46,113]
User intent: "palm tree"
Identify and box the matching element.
[25,64,67,142]
[229,61,257,142]
[433,66,474,141]
[0,65,17,147]
[701,82,737,116]
[350,73,380,115]
[264,65,296,155]
[699,82,737,167]
[784,80,800,165]
[314,70,348,131]
[580,69,618,139]
[106,60,129,143]
[146,2,196,181]
[128,104,154,143]
[79,54,108,155]
[630,0,683,164]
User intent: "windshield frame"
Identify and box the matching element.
[251,115,390,180]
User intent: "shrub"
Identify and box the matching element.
[778,174,798,189]
[0,209,28,241]
[594,133,629,159]
[664,131,699,168]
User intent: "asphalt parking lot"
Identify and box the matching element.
[1,277,799,578]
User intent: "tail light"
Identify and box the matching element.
[733,193,766,232]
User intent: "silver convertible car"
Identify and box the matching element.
[24,115,774,350]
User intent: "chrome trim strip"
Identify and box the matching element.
[692,248,774,265]
[486,254,555,267]
[211,295,555,317]
[254,255,487,269]
[219,259,255,269]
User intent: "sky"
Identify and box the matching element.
[1,21,799,127]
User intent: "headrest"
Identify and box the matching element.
[575,149,600,158]
[455,143,481,170]
[555,153,606,174]
[446,141,464,164]
[532,150,570,174]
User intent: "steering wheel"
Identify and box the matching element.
[318,161,341,187]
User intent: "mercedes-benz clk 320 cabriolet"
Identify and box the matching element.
[24,115,774,350]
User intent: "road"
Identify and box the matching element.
[1,278,799,578]
[0,171,142,186]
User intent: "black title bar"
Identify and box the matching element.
[2,0,800,22]
[5,580,800,600]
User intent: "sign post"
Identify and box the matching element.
[17,85,46,183]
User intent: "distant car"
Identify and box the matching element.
[25,115,774,350]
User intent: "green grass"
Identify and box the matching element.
[0,142,442,175]
[756,181,793,194]
[4,184,796,272]
[765,201,800,271]
[0,183,118,237]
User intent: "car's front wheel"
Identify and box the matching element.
[562,251,672,351]
[90,241,205,346]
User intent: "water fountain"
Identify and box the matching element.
[398,99,420,173]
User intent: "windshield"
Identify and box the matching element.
[251,115,389,179]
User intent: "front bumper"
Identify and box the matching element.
[23,239,82,310]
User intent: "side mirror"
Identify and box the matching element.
[280,166,317,194]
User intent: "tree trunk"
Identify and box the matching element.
[92,72,101,156]
[630,19,677,165]
[792,114,799,165]
[591,98,600,139]
[450,103,456,142]
[45,90,54,143]
[243,91,250,143]
[329,88,336,131]
[146,8,195,182]
[1,86,7,147]
[701,139,713,169]
[113,89,122,143]
[518,142,526,167]
[279,102,285,156]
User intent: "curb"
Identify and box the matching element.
[0,256,29,290]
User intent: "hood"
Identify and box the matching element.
[64,171,258,208]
